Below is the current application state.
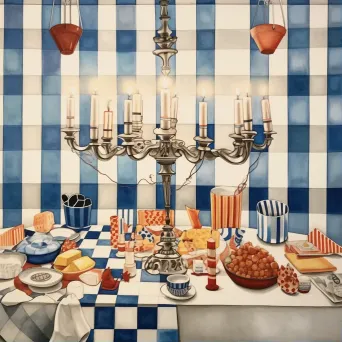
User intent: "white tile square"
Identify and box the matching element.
[176,5,196,30]
[269,96,288,125]
[137,329,157,342]
[92,246,111,258]
[61,150,80,184]
[177,95,196,124]
[175,157,197,186]
[215,96,235,124]
[137,156,156,183]
[136,52,156,76]
[89,225,105,231]
[22,151,41,184]
[98,5,116,30]
[310,5,328,28]
[115,307,137,329]
[136,5,155,30]
[309,153,327,188]
[23,49,42,76]
[215,50,250,76]
[94,329,114,341]
[139,283,162,296]
[215,158,249,187]
[82,283,100,295]
[99,232,110,240]
[61,52,80,76]
[310,48,327,76]
[157,307,178,329]
[309,214,327,234]
[269,153,288,188]
[98,52,117,75]
[269,49,287,76]
[95,294,117,306]
[176,50,196,76]
[98,210,117,226]
[138,295,159,305]
[310,96,327,125]
[82,307,95,329]
[23,5,42,29]
[216,5,249,29]
[23,95,42,126]
[106,258,125,269]
[97,158,117,184]
[79,239,98,249]
[117,282,140,296]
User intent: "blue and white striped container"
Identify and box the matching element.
[64,200,92,231]
[167,275,191,297]
[257,200,289,244]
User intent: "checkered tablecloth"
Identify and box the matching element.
[0,225,179,342]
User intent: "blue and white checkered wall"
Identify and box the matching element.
[1,0,342,244]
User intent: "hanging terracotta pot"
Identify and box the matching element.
[250,0,286,55]
[49,0,83,55]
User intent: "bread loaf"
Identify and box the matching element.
[33,211,54,233]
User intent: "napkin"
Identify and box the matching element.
[1,289,32,306]
[50,294,90,342]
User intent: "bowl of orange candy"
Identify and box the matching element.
[223,242,279,289]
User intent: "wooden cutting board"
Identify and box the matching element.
[285,253,337,273]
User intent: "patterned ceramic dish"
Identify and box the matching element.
[19,267,63,288]
[16,234,61,264]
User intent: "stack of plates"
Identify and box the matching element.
[19,268,63,294]
[49,228,80,243]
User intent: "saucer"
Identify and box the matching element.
[116,251,125,258]
[29,282,62,294]
[160,284,196,301]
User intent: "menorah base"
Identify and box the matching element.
[144,254,187,275]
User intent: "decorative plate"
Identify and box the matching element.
[19,267,63,288]
[49,228,80,242]
[29,282,63,294]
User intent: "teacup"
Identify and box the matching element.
[167,274,191,297]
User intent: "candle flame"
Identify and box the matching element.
[162,76,169,89]
[202,88,206,98]
[236,88,240,98]
[94,89,98,95]
[107,99,112,111]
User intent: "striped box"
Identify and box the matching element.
[63,202,92,231]
[257,200,289,244]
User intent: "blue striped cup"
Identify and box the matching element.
[257,200,289,244]
[167,275,191,297]
[64,200,92,231]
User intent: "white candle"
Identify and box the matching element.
[234,89,243,135]
[132,93,142,114]
[171,95,178,119]
[161,88,171,119]
[66,94,75,128]
[125,245,134,265]
[124,99,133,134]
[90,92,99,140]
[103,102,113,139]
[199,100,207,126]
[261,96,273,132]
[243,92,253,131]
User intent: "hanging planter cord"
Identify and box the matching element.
[251,0,286,30]
[49,0,83,29]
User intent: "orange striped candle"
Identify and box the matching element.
[206,238,219,291]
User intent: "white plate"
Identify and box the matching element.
[29,282,62,294]
[145,225,164,233]
[19,267,63,288]
[135,250,153,259]
[160,283,196,301]
[50,228,80,242]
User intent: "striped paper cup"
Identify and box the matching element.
[257,200,289,244]
[64,200,92,231]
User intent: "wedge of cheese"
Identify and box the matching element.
[55,249,81,267]
[33,211,54,233]
[63,256,94,272]
[180,228,220,249]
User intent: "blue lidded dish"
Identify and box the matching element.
[16,233,61,264]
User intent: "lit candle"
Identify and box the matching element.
[171,95,178,119]
[66,93,75,128]
[132,92,142,114]
[90,91,99,140]
[199,97,208,138]
[103,100,113,139]
[124,97,133,135]
[261,96,273,132]
[234,89,243,135]
[160,88,171,130]
[243,92,253,131]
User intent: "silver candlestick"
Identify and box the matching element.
[61,0,276,275]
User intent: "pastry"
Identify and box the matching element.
[33,212,54,233]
